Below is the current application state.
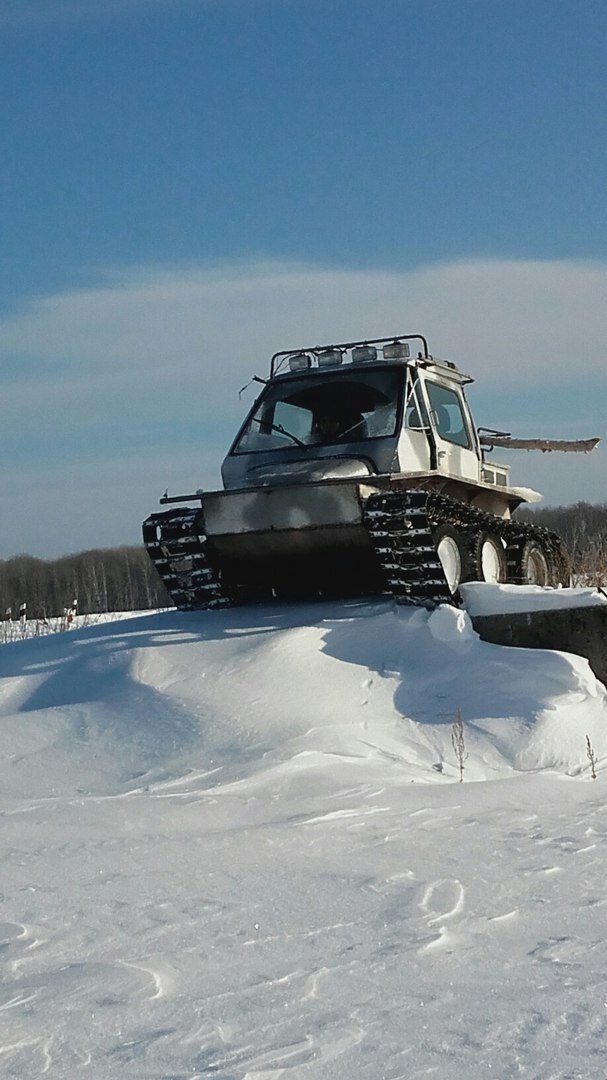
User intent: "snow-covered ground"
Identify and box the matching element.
[1,597,607,1078]
[461,581,607,616]
[0,609,152,645]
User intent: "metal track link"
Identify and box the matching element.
[364,490,454,606]
[142,507,231,611]
[363,488,570,608]
[422,491,569,586]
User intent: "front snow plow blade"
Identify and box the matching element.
[143,481,385,608]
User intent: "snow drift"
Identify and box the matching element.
[1,599,607,1077]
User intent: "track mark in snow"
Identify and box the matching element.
[0,921,41,972]
[408,807,461,831]
[302,806,389,826]
[385,869,416,883]
[420,928,456,953]
[243,920,358,949]
[242,1035,317,1074]
[419,879,465,924]
[418,879,465,954]
[40,1036,53,1073]
[301,966,329,1001]
[488,909,519,923]
[238,1023,365,1077]
[118,958,169,999]
[523,864,564,876]
[0,989,40,1011]
[0,921,29,947]
[528,936,587,966]
[0,1036,53,1073]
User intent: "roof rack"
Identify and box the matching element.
[270,333,429,378]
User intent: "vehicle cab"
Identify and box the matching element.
[220,335,506,494]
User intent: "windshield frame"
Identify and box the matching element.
[229,363,407,456]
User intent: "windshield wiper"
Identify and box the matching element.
[249,415,307,448]
[335,420,364,442]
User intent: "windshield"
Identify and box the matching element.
[232,368,404,454]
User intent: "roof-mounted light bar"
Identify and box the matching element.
[270,333,429,378]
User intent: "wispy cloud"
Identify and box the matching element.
[2,255,605,387]
[1,257,605,556]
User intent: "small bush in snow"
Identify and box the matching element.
[586,734,598,780]
[451,708,468,783]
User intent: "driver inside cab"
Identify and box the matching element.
[315,412,364,441]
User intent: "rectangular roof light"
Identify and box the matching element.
[317,348,343,367]
[288,352,312,372]
[352,345,377,363]
[383,341,410,360]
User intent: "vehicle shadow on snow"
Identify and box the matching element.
[0,610,275,770]
[0,604,373,779]
[0,599,593,746]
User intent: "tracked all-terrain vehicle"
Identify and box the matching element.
[143,334,599,609]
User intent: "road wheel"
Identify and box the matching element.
[478,533,508,584]
[517,539,552,585]
[433,525,471,595]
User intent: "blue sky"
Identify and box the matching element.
[1,0,606,557]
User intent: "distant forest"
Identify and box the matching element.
[0,501,605,619]
[0,546,170,619]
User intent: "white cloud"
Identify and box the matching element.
[1,257,605,556]
[3,256,605,382]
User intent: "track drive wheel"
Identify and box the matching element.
[478,532,508,584]
[511,537,571,587]
[518,540,551,585]
[432,524,471,595]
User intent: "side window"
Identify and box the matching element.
[425,382,471,449]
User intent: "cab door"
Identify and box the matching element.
[422,377,480,483]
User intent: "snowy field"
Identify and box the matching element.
[1,596,607,1078]
[0,609,149,645]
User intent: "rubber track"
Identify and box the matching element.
[363,488,570,607]
[142,507,231,611]
[143,490,570,611]
[363,490,455,605]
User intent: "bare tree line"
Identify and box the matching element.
[0,546,170,619]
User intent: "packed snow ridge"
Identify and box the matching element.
[1,591,607,1078]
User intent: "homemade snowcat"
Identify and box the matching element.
[143,334,599,609]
